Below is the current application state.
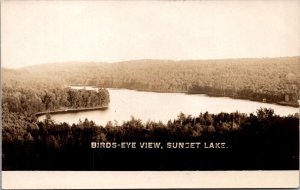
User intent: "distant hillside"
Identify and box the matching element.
[2,57,300,105]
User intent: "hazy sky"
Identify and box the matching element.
[2,0,300,68]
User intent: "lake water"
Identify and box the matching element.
[38,87,299,126]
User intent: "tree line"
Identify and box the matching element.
[2,107,299,170]
[9,57,299,106]
[1,82,110,151]
[2,85,110,116]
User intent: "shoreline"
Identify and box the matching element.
[187,92,299,108]
[35,106,109,117]
[125,89,299,108]
[68,85,299,108]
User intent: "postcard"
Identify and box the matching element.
[1,0,299,189]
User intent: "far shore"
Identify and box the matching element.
[68,85,299,108]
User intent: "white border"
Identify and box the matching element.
[2,171,299,189]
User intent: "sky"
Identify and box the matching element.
[1,0,300,68]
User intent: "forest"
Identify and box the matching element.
[1,78,110,144]
[2,107,299,170]
[1,56,299,170]
[8,56,299,106]
[2,85,110,116]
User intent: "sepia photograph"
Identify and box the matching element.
[1,0,300,188]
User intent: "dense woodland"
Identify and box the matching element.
[5,56,299,106]
[2,108,299,170]
[2,83,110,116]
[1,79,110,146]
[1,57,300,170]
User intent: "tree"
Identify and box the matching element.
[257,108,274,120]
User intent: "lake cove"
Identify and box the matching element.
[38,87,299,126]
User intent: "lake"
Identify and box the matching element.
[38,87,299,126]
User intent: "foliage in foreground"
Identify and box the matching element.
[2,108,299,170]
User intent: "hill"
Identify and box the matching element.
[2,57,300,105]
